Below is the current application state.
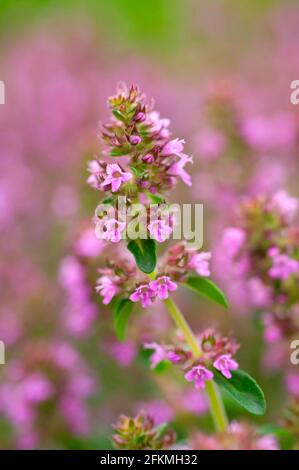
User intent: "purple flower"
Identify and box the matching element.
[149,275,177,300]
[184,365,214,390]
[144,342,167,368]
[95,275,119,305]
[268,248,299,281]
[95,217,126,243]
[213,354,239,379]
[222,228,246,258]
[129,284,155,308]
[102,163,132,193]
[188,251,211,276]
[148,218,173,243]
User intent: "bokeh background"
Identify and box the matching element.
[1,0,299,449]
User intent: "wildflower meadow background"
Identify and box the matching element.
[1,0,299,450]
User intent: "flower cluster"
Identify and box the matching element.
[88,84,192,198]
[95,243,211,307]
[145,329,239,390]
[112,412,176,450]
[190,421,278,450]
[221,190,299,338]
[87,84,193,245]
[0,341,95,448]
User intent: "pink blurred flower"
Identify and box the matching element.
[144,342,167,368]
[188,251,211,276]
[268,249,299,280]
[74,228,104,258]
[222,227,246,258]
[194,129,226,161]
[271,189,298,222]
[286,372,299,397]
[95,275,120,305]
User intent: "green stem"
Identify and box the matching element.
[164,296,228,433]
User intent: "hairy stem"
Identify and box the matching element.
[164,296,228,432]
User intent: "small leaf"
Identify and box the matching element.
[113,298,134,341]
[213,368,266,415]
[110,146,131,157]
[127,239,157,274]
[184,276,229,308]
[112,109,127,122]
[147,193,166,204]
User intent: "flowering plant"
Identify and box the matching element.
[87,84,270,450]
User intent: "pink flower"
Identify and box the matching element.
[74,228,104,258]
[87,160,103,190]
[102,163,132,193]
[268,248,299,281]
[222,228,246,258]
[129,135,141,145]
[160,138,185,157]
[149,275,177,300]
[148,111,170,139]
[184,365,214,390]
[167,154,193,187]
[286,372,299,397]
[188,251,211,276]
[144,342,167,368]
[248,277,271,308]
[213,354,239,379]
[129,284,155,308]
[22,373,54,404]
[263,314,282,343]
[194,129,226,161]
[95,275,119,305]
[148,218,173,243]
[95,217,126,243]
[272,190,298,222]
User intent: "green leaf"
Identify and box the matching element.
[213,368,266,415]
[113,298,134,341]
[147,192,166,204]
[184,276,229,308]
[110,146,131,157]
[112,109,127,122]
[127,239,157,274]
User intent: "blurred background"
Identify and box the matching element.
[0,0,299,449]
